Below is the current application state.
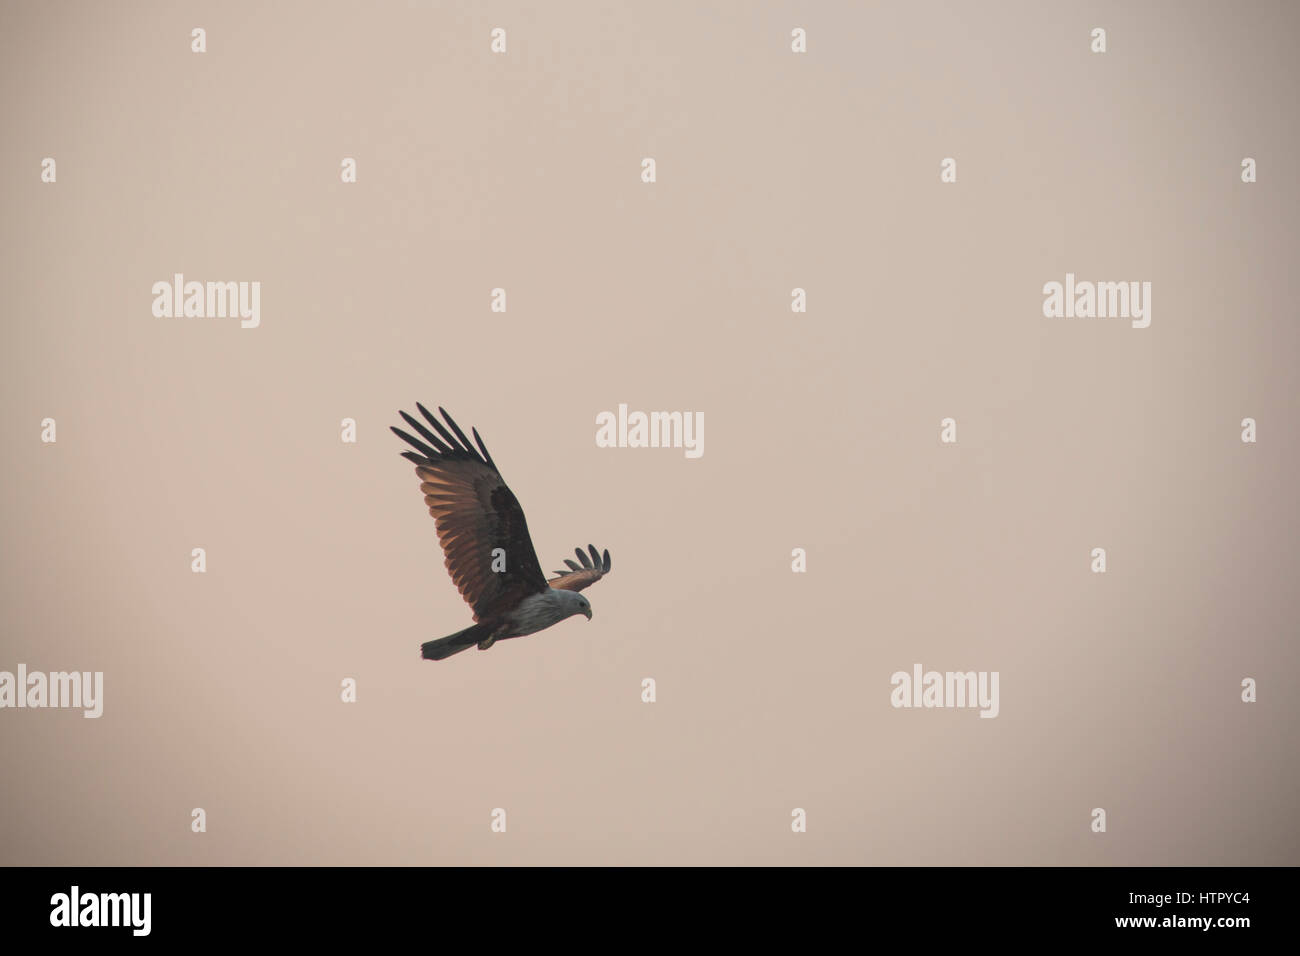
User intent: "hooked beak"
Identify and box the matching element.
[583,608,593,621]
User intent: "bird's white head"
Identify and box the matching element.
[556,589,593,621]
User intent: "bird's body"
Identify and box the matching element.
[504,588,591,640]
[391,403,614,661]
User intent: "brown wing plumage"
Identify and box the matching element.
[548,544,612,592]
[391,404,548,622]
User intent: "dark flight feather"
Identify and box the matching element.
[392,406,548,622]
[549,545,613,592]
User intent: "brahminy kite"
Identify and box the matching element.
[391,403,613,661]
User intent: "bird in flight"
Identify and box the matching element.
[391,403,614,661]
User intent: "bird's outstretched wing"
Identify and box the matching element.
[392,404,549,622]
[548,544,612,592]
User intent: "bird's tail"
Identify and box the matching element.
[421,623,492,661]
